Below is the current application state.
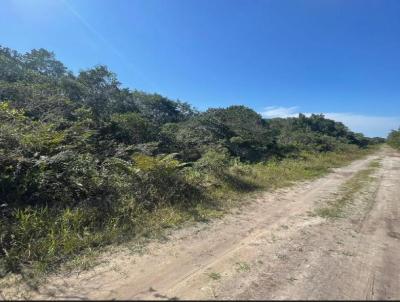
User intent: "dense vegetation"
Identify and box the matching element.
[387,129,400,149]
[0,46,380,275]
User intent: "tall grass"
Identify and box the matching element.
[212,145,375,203]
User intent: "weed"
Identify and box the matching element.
[235,261,251,273]
[276,253,288,260]
[207,272,221,280]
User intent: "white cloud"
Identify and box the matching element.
[261,106,300,118]
[260,106,400,137]
[322,113,400,138]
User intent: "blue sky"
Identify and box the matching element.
[1,0,400,137]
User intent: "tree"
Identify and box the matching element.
[77,65,121,120]
[160,106,275,161]
[132,91,197,126]
[23,48,67,78]
[0,46,25,82]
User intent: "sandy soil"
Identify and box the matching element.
[2,147,399,300]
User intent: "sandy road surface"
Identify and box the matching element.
[4,147,400,300]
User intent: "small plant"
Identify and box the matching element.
[207,272,221,280]
[276,253,288,260]
[234,261,251,273]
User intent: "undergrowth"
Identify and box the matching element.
[0,145,377,279]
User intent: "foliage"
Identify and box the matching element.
[160,106,275,162]
[109,112,154,144]
[387,129,400,149]
[266,113,376,155]
[0,45,380,275]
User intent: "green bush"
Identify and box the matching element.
[193,148,231,174]
[132,154,203,209]
[109,112,154,144]
[387,129,400,149]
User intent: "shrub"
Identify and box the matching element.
[193,148,231,174]
[109,112,154,144]
[387,129,400,149]
[132,154,202,209]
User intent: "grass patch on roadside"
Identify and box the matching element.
[315,159,381,219]
[211,145,377,209]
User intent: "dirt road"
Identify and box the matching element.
[6,147,400,300]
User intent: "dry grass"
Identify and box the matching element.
[315,159,381,218]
